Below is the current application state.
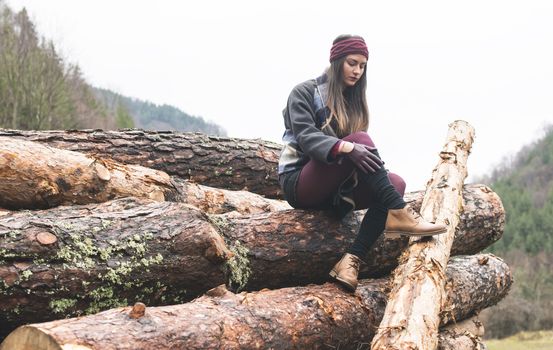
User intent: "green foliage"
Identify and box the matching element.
[479,124,553,338]
[485,125,553,255]
[0,2,223,133]
[0,5,110,130]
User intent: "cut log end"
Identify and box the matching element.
[36,232,58,245]
[0,326,63,350]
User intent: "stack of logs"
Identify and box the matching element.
[0,124,511,349]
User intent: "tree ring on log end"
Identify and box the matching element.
[36,232,57,245]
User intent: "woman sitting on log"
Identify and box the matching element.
[278,34,447,292]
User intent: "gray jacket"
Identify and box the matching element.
[278,74,340,175]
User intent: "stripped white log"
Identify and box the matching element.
[371,120,476,350]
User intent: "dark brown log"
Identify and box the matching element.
[0,254,512,350]
[0,184,503,338]
[0,128,282,198]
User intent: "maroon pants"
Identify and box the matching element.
[295,131,406,209]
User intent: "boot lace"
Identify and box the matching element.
[349,257,360,270]
[405,201,423,221]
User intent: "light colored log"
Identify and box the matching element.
[372,120,476,350]
[0,137,176,209]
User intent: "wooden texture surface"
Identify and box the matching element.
[372,120,476,350]
[0,254,511,350]
[0,184,501,338]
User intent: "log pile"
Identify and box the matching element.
[0,124,511,349]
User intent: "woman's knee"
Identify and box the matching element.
[343,131,375,147]
[388,172,406,197]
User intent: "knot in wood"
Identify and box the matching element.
[129,302,146,319]
[36,231,58,245]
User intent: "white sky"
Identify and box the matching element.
[6,0,553,191]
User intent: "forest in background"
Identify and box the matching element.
[480,125,553,338]
[0,2,225,134]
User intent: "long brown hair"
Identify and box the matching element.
[324,34,369,137]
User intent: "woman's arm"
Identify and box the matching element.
[285,84,340,164]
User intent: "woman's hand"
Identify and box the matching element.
[344,143,383,173]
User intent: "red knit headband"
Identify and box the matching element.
[329,37,369,62]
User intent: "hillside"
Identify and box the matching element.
[479,125,553,338]
[485,125,553,254]
[0,3,225,135]
[93,88,226,135]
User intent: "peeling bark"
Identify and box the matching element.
[0,137,291,213]
[0,129,282,198]
[372,120,476,350]
[173,177,291,215]
[0,137,179,209]
[0,254,512,350]
[0,186,501,337]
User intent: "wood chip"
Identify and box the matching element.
[94,162,111,181]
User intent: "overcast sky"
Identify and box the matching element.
[6,0,553,191]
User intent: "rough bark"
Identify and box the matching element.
[438,317,487,350]
[372,120,476,350]
[0,137,290,213]
[0,185,502,337]
[0,254,512,350]
[0,128,282,198]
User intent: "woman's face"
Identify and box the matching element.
[342,54,367,87]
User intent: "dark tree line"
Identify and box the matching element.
[0,3,133,130]
[1,3,225,134]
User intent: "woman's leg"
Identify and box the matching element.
[348,172,406,258]
[343,132,406,210]
[295,131,405,209]
[295,153,357,209]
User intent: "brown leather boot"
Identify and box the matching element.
[384,207,447,239]
[329,253,361,292]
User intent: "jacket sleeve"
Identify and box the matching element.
[286,84,340,164]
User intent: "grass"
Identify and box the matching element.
[486,330,553,350]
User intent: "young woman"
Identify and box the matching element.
[278,34,446,292]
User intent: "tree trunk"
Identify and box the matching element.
[0,254,512,350]
[0,135,290,213]
[0,186,501,337]
[0,137,179,209]
[0,129,282,198]
[372,120,476,350]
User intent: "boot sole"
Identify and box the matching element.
[384,227,447,239]
[329,270,357,292]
